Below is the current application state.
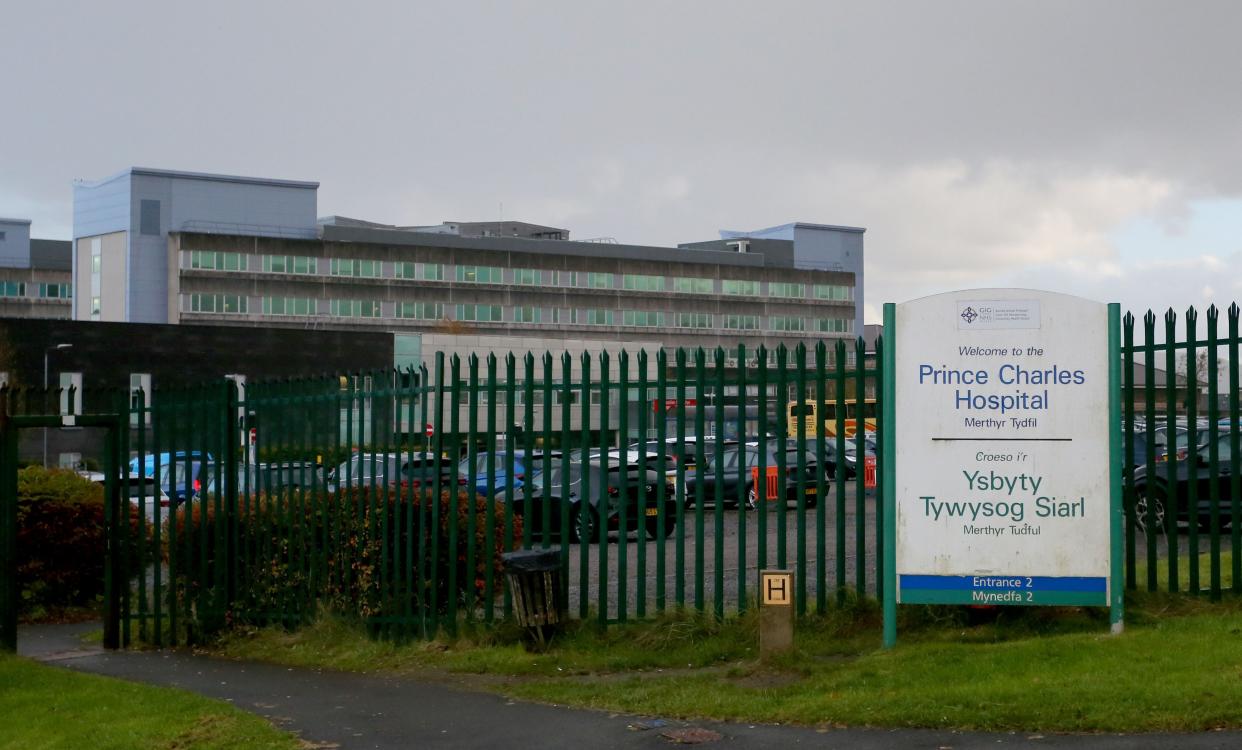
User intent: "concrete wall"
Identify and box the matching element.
[74,169,319,324]
[75,232,127,321]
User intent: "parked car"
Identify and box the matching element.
[818,435,877,480]
[1130,429,1239,533]
[457,451,529,496]
[128,451,211,479]
[497,461,678,543]
[83,472,171,523]
[328,451,460,493]
[683,441,828,509]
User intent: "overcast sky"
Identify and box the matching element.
[4,1,1241,324]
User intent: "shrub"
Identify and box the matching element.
[15,466,142,616]
[165,485,521,629]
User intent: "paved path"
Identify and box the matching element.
[16,622,1242,750]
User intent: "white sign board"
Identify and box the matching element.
[893,289,1112,607]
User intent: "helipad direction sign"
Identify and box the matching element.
[881,289,1121,636]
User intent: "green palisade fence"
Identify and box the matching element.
[4,310,1242,649]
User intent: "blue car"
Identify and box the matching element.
[129,451,212,480]
[457,451,529,496]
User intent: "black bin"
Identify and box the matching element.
[501,548,564,645]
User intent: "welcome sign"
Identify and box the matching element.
[880,289,1123,646]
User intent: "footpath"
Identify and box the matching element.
[16,622,1242,750]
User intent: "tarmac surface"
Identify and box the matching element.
[16,621,1242,750]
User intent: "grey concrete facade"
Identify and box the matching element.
[169,225,859,360]
[72,167,319,324]
[0,219,72,320]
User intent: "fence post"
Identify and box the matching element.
[0,399,16,653]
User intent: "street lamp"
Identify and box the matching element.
[43,343,73,468]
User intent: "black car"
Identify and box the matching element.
[1130,429,1239,533]
[819,435,876,480]
[683,441,828,509]
[497,461,678,543]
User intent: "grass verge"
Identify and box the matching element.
[211,587,1242,733]
[0,655,301,750]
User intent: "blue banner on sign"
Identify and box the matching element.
[900,575,1106,592]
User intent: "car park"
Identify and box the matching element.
[496,461,678,543]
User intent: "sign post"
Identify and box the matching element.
[882,290,1121,648]
[759,569,794,656]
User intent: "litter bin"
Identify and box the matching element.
[501,548,564,647]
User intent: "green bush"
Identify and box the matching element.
[15,467,141,616]
[165,486,521,629]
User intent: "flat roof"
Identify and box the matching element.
[723,221,867,236]
[75,167,319,190]
[319,224,773,268]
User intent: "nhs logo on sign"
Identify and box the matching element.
[956,299,1041,330]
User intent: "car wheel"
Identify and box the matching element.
[569,504,600,544]
[1133,484,1170,534]
[645,509,677,540]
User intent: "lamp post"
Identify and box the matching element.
[42,343,73,468]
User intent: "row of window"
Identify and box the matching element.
[0,281,74,299]
[187,294,852,332]
[185,251,854,300]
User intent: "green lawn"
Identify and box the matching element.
[0,655,300,750]
[214,591,1242,733]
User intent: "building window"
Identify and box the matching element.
[769,316,805,332]
[673,277,713,294]
[89,237,101,320]
[139,200,161,236]
[262,297,316,315]
[330,258,382,278]
[722,279,760,296]
[814,284,854,301]
[513,305,541,323]
[0,281,25,297]
[576,308,614,325]
[38,283,72,299]
[456,265,502,283]
[724,314,759,330]
[623,274,664,292]
[191,294,248,314]
[262,254,318,274]
[455,303,502,322]
[622,309,664,327]
[0,371,7,388]
[769,282,806,299]
[395,261,415,279]
[513,268,542,285]
[817,318,853,333]
[59,372,83,415]
[330,299,381,318]
[587,272,613,289]
[396,302,443,320]
[675,312,713,328]
[0,231,5,241]
[190,250,248,271]
[130,373,151,426]
[559,271,578,287]
[422,263,445,281]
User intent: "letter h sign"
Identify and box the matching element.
[761,570,793,607]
